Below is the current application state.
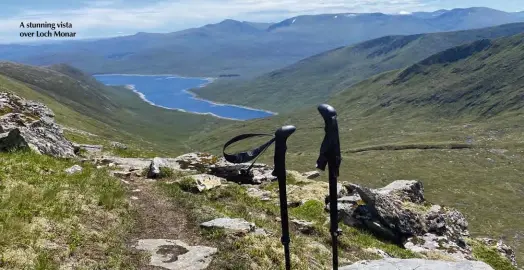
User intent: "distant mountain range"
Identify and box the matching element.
[192,22,524,112]
[0,7,523,77]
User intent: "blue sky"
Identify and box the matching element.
[1,0,523,43]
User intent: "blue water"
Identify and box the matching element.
[93,74,275,120]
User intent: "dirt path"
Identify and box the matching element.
[123,177,215,269]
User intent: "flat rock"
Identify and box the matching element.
[200,218,256,234]
[65,165,82,175]
[183,174,223,193]
[246,187,272,201]
[291,219,315,234]
[339,258,494,270]
[134,239,217,270]
[73,144,103,153]
[302,171,320,179]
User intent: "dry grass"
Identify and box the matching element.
[0,151,133,269]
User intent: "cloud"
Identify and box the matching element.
[0,0,435,42]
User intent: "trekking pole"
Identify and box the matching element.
[221,125,296,270]
[316,104,342,270]
[273,125,296,270]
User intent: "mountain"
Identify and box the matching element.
[192,22,524,113]
[1,8,523,77]
[189,34,524,263]
[0,62,228,155]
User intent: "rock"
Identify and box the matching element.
[208,157,276,184]
[302,171,320,179]
[364,247,391,258]
[200,218,256,235]
[332,180,518,265]
[73,144,103,154]
[290,219,315,234]
[112,171,132,179]
[246,187,272,201]
[353,184,427,238]
[287,181,329,207]
[147,157,165,178]
[134,239,217,270]
[175,152,219,172]
[404,233,473,261]
[339,258,494,270]
[110,141,128,150]
[478,238,517,267]
[253,228,269,236]
[0,92,75,158]
[374,180,425,203]
[181,174,223,193]
[65,165,82,175]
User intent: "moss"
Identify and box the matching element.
[0,106,13,116]
[411,236,426,245]
[471,241,516,270]
[401,201,431,214]
[290,200,326,224]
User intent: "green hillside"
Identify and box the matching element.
[192,23,524,113]
[0,62,230,156]
[188,33,524,263]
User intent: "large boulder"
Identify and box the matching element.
[208,157,276,184]
[175,152,219,173]
[340,258,494,270]
[0,92,75,158]
[334,180,517,264]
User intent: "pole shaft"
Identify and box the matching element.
[274,126,295,270]
[328,159,339,270]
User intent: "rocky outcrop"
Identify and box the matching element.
[332,180,516,263]
[340,258,494,270]
[134,239,217,270]
[208,157,276,184]
[0,92,75,158]
[478,238,518,267]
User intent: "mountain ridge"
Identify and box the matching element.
[1,7,523,77]
[192,22,524,113]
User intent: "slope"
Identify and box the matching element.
[0,62,229,155]
[189,33,524,263]
[192,23,524,113]
[1,8,523,77]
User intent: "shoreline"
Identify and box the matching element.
[123,84,243,121]
[95,74,278,120]
[185,79,278,116]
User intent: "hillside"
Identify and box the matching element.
[188,33,524,263]
[0,91,517,269]
[1,8,523,77]
[192,23,524,113]
[0,62,229,156]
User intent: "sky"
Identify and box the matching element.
[0,0,523,43]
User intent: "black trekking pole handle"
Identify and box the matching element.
[272,125,296,270]
[316,104,342,270]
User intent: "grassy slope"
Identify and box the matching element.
[192,23,524,113]
[0,62,231,156]
[0,152,132,269]
[188,34,524,264]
